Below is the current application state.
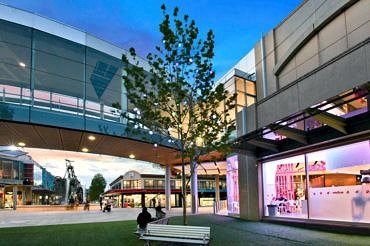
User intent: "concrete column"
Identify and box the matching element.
[260,34,268,98]
[13,186,17,210]
[215,174,220,211]
[165,165,171,211]
[190,161,198,214]
[141,194,145,208]
[238,153,260,220]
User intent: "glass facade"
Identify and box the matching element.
[0,159,25,181]
[227,155,239,214]
[0,19,125,126]
[262,140,370,223]
[107,172,226,208]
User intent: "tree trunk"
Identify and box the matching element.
[181,153,187,225]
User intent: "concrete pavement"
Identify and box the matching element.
[0,206,213,228]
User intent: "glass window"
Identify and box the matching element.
[0,42,31,68]
[246,81,256,95]
[2,160,12,179]
[33,30,84,63]
[0,20,31,48]
[307,140,370,223]
[33,71,84,99]
[13,161,19,179]
[0,63,30,88]
[263,155,307,218]
[235,77,245,92]
[246,96,255,106]
[34,51,84,81]
[236,93,245,106]
[86,48,122,107]
[227,155,239,214]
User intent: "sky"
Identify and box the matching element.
[0,0,302,81]
[1,0,302,188]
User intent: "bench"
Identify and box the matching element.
[140,223,210,245]
[134,217,170,237]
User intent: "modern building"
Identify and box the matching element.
[105,170,226,208]
[0,146,58,208]
[0,3,228,212]
[229,0,370,228]
[0,147,33,208]
[0,3,179,166]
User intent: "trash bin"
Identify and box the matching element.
[267,204,277,216]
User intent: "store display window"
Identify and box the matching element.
[262,155,307,218]
[307,140,370,223]
[227,155,239,214]
[262,140,370,223]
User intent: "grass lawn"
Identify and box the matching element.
[0,220,152,246]
[1,215,369,246]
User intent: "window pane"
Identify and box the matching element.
[0,20,31,47]
[236,93,245,106]
[0,41,31,67]
[246,95,255,106]
[34,51,84,81]
[34,30,84,63]
[34,71,84,99]
[263,155,307,219]
[2,160,12,179]
[86,48,122,107]
[0,63,30,88]
[246,81,256,95]
[235,77,245,92]
[307,140,370,223]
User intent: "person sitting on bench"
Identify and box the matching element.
[137,207,152,236]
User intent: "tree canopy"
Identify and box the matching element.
[122,4,236,224]
[89,173,107,201]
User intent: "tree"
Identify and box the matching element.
[89,173,107,201]
[122,5,236,225]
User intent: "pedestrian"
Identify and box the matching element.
[155,203,166,219]
[99,195,103,210]
[151,197,156,208]
[136,207,152,236]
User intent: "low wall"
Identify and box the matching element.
[16,204,101,212]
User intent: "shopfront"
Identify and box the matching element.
[262,140,370,224]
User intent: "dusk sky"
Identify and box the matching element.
[1,1,302,188]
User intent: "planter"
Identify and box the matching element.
[267,204,277,216]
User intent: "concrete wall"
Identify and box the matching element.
[242,0,370,134]
[238,154,260,220]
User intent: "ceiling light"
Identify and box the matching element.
[88,135,96,141]
[19,62,26,67]
[129,154,135,159]
[17,142,26,147]
[82,148,89,152]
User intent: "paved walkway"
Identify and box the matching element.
[0,207,212,228]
